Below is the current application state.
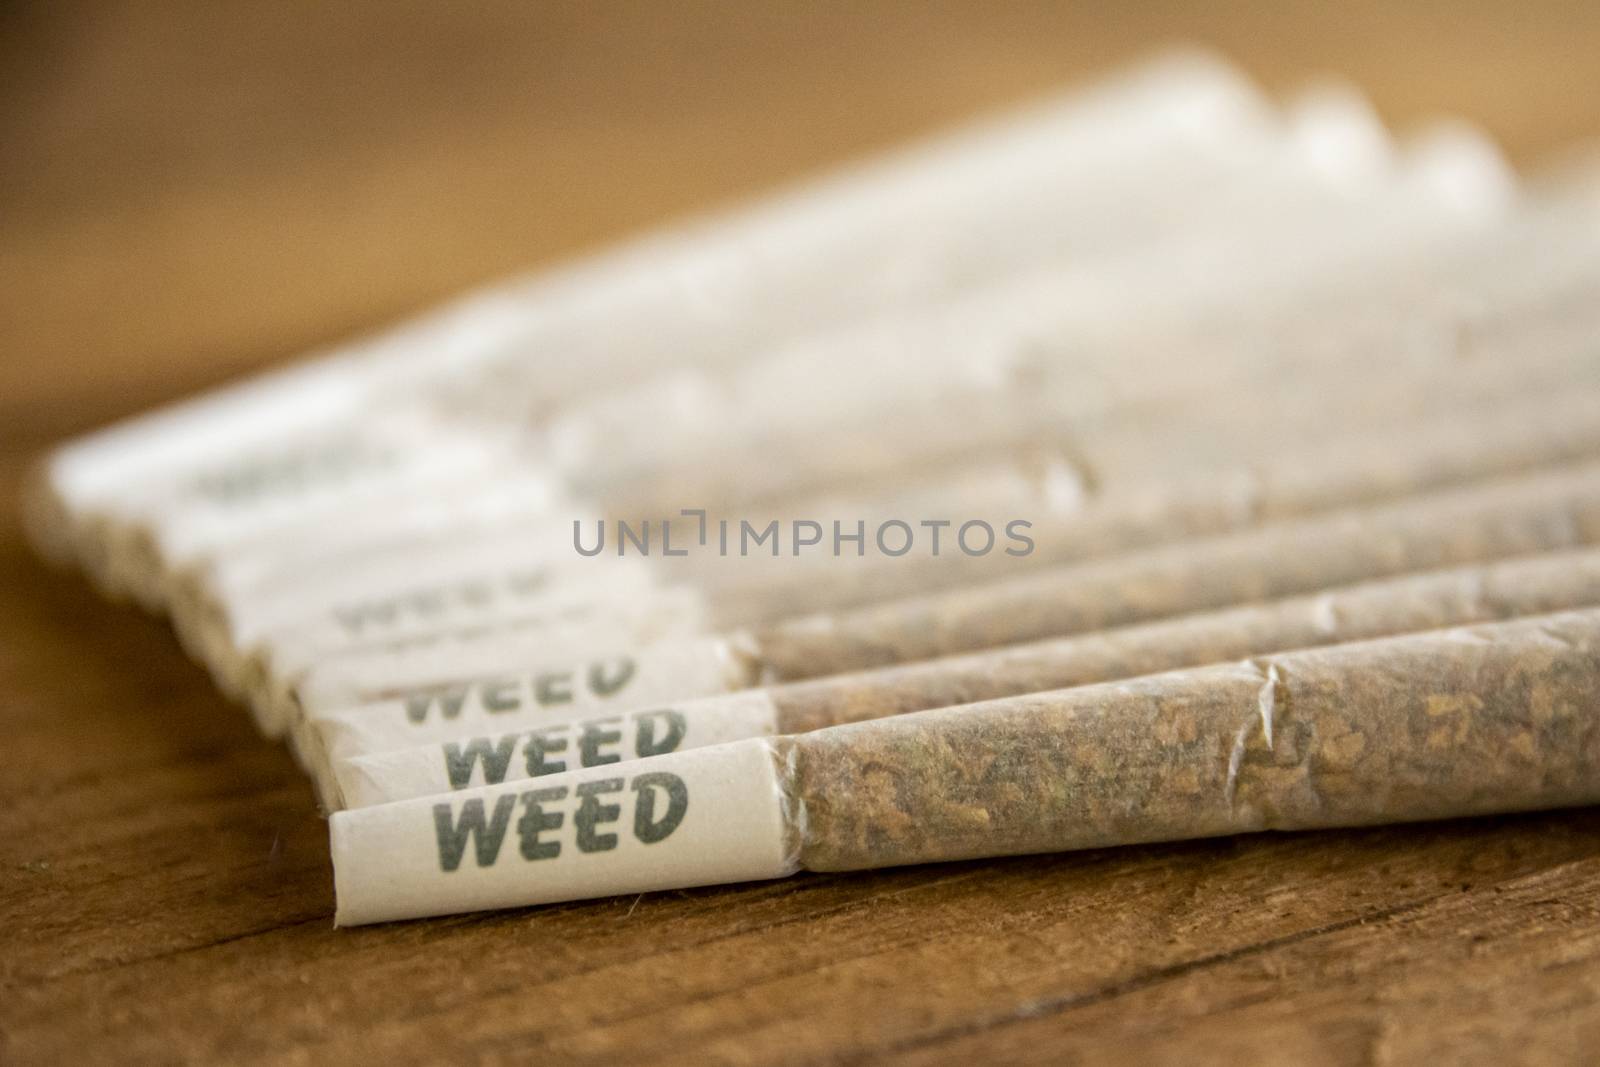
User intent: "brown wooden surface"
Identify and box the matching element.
[5,3,1600,1063]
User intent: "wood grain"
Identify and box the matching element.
[4,3,1600,1063]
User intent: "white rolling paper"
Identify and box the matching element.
[331,739,792,926]
[332,691,782,809]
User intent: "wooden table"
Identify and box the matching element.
[5,4,1600,1062]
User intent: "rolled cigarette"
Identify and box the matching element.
[330,545,1600,806]
[331,607,1600,924]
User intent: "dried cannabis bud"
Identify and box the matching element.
[753,464,1600,677]
[784,608,1600,870]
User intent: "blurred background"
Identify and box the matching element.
[4,0,1600,451]
[6,10,1600,1059]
